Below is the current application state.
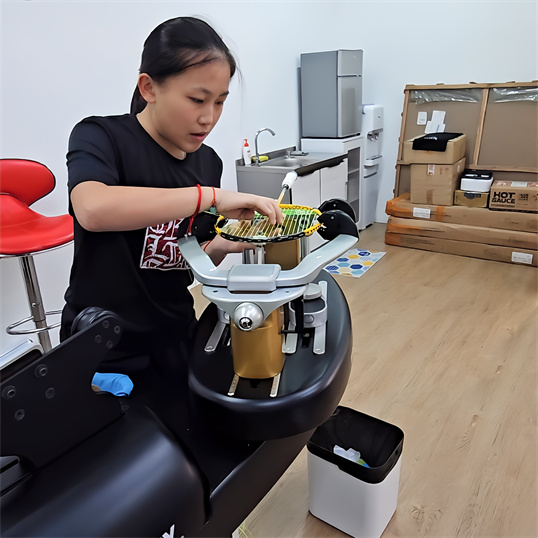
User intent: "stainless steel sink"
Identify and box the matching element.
[236,148,346,202]
[258,156,317,168]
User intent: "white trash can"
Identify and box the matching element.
[307,406,404,538]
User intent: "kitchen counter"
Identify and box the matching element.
[236,146,346,177]
[236,146,348,207]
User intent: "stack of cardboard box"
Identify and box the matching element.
[386,135,538,267]
[385,193,538,266]
[406,134,467,206]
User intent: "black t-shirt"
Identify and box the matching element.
[61,113,222,341]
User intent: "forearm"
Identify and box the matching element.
[202,240,227,266]
[203,235,253,266]
[71,181,215,232]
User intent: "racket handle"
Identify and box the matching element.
[282,171,298,189]
[277,171,298,204]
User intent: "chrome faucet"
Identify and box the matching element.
[254,128,275,166]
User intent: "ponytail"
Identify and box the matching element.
[130,86,147,115]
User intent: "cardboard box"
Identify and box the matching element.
[454,190,489,208]
[410,158,465,206]
[489,180,538,213]
[387,217,538,250]
[385,232,537,267]
[402,134,467,164]
[386,193,538,233]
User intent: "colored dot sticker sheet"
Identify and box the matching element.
[324,249,386,278]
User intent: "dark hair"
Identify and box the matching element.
[130,17,237,114]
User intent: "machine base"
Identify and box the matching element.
[188,272,353,440]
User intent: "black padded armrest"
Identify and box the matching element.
[1,405,206,537]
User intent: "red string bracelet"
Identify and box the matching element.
[186,184,202,235]
[195,184,202,214]
[209,186,217,214]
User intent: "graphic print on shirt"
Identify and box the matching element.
[140,219,189,270]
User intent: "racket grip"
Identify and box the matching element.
[282,171,298,190]
[277,171,298,204]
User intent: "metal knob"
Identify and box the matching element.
[233,303,264,331]
[239,317,253,330]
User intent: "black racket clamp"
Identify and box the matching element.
[317,199,358,241]
[318,198,356,222]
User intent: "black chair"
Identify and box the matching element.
[0,314,205,537]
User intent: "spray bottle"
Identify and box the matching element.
[242,139,252,166]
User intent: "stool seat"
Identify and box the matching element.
[0,195,74,255]
[1,158,74,352]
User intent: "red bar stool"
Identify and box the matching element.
[0,159,74,352]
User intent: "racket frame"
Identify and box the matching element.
[215,204,322,244]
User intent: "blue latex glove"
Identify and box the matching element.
[92,372,134,397]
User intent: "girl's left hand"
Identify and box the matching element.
[202,234,254,266]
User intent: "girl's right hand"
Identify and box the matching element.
[215,190,283,225]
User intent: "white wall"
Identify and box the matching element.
[1,0,536,354]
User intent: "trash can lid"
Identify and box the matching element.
[307,406,404,484]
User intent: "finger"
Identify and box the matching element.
[274,201,284,224]
[238,209,255,221]
[265,200,282,225]
[264,204,276,225]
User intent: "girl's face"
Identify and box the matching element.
[139,59,231,158]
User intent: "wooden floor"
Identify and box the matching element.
[232,223,537,538]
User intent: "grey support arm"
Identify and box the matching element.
[178,234,358,331]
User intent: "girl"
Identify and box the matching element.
[61,17,282,375]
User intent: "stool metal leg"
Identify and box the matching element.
[19,255,52,352]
